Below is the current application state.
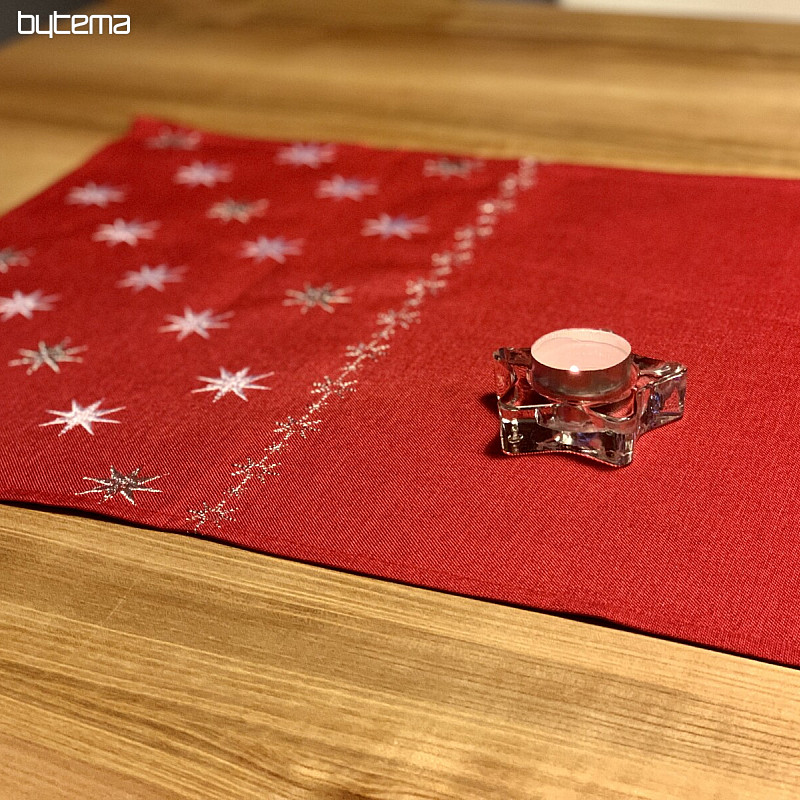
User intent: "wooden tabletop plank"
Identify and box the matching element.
[2,3,800,209]
[1,505,799,799]
[2,4,800,796]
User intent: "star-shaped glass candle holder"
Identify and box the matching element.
[493,330,687,467]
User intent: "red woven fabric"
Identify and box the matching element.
[2,118,799,665]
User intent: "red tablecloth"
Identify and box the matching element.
[2,118,799,665]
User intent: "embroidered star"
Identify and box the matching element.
[117,264,185,293]
[187,501,235,528]
[174,161,232,188]
[361,214,429,240]
[311,375,357,398]
[275,143,336,168]
[273,415,320,439]
[431,251,454,270]
[0,290,58,321]
[240,236,303,264]
[207,198,268,224]
[9,340,86,374]
[0,247,31,274]
[316,176,378,201]
[345,342,389,360]
[232,457,279,482]
[376,308,420,330]
[78,466,163,504]
[283,283,352,314]
[40,399,124,436]
[406,276,446,303]
[66,182,125,207]
[160,307,233,341]
[423,158,482,179]
[146,127,201,150]
[192,367,273,402]
[92,219,159,247]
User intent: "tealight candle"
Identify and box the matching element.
[494,329,686,465]
[531,328,633,400]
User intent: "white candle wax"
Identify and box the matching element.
[531,329,630,372]
[531,328,632,398]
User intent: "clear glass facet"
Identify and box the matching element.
[493,347,687,467]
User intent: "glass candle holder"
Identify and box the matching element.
[493,329,687,467]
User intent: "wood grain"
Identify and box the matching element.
[3,1,800,218]
[2,3,800,797]
[1,504,800,799]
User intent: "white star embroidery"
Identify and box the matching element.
[406,276,446,305]
[160,307,233,341]
[0,290,58,321]
[275,143,336,168]
[345,342,389,360]
[376,308,420,330]
[311,375,357,398]
[92,219,159,247]
[241,236,303,264]
[0,247,31,274]
[192,367,273,402]
[9,340,86,374]
[78,466,163,504]
[232,457,279,482]
[423,158,482,179]
[174,161,232,188]
[146,127,201,150]
[117,264,185,293]
[66,182,126,207]
[283,283,352,314]
[316,176,378,201]
[40,399,124,436]
[207,198,268,224]
[274,415,320,438]
[361,214,429,240]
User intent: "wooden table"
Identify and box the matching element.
[2,3,799,796]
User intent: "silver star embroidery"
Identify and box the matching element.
[275,143,336,168]
[376,308,420,330]
[208,198,268,223]
[0,247,31,274]
[311,375,357,398]
[92,219,159,247]
[283,283,351,314]
[0,290,58,321]
[40,399,124,436]
[316,176,378,201]
[174,161,232,188]
[431,251,454,270]
[192,367,273,402]
[423,158,482,179]
[78,466,163,504]
[117,264,185,293]
[406,277,446,302]
[146,127,201,150]
[66,182,125,207]
[160,307,233,341]
[232,457,279,482]
[345,342,389,360]
[274,415,320,438]
[187,501,234,528]
[362,214,429,240]
[9,339,86,374]
[241,236,303,264]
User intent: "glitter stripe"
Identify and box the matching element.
[187,158,537,530]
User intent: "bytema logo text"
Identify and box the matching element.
[18,11,131,37]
